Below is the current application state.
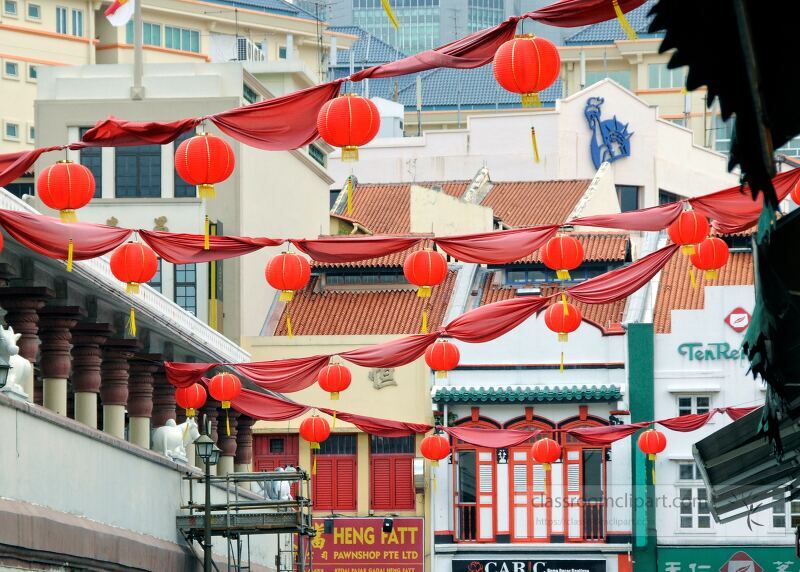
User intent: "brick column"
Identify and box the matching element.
[70,323,112,429]
[151,367,176,428]
[0,287,54,402]
[100,339,139,439]
[38,306,85,416]
[218,410,239,476]
[128,355,160,449]
[235,416,254,473]
[200,400,221,475]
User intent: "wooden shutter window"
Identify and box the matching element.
[335,457,357,510]
[371,457,393,509]
[314,458,335,510]
[393,456,415,510]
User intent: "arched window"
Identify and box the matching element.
[452,417,498,542]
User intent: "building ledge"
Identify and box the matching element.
[434,543,633,554]
[432,385,623,404]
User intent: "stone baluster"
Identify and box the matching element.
[218,410,239,476]
[38,306,85,416]
[128,355,159,449]
[151,367,176,429]
[100,339,139,439]
[235,416,254,473]
[70,323,112,429]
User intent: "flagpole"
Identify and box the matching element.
[131,0,144,99]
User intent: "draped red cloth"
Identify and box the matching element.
[443,296,551,343]
[690,168,800,234]
[435,226,559,264]
[527,0,647,27]
[233,355,331,393]
[722,405,762,421]
[441,426,538,448]
[320,408,432,437]
[571,201,685,232]
[567,244,679,304]
[291,236,421,264]
[139,230,282,264]
[341,332,441,367]
[165,362,215,388]
[0,146,68,188]
[0,209,132,260]
[567,423,648,445]
[657,411,717,432]
[232,388,310,421]
[80,117,201,147]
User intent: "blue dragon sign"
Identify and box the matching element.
[584,97,633,169]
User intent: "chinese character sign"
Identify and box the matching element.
[312,517,424,571]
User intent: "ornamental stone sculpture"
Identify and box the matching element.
[0,325,32,401]
[151,417,200,463]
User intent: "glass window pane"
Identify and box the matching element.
[678,464,694,481]
[698,515,710,528]
[582,449,603,502]
[457,450,476,504]
[696,396,710,413]
[680,516,692,528]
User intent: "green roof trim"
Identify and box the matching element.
[433,385,622,404]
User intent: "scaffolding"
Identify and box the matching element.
[177,470,314,571]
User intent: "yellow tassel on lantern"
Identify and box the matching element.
[561,293,569,315]
[543,462,552,472]
[186,408,195,418]
[204,215,210,251]
[612,0,638,40]
[560,351,565,372]
[280,290,294,302]
[310,442,320,450]
[313,453,317,475]
[66,239,74,272]
[531,127,540,163]
[558,333,568,343]
[286,313,293,338]
[60,209,77,223]
[689,267,697,289]
[648,453,656,461]
[126,282,140,295]
[332,410,337,428]
[421,309,428,334]
[436,370,447,379]
[226,410,231,437]
[705,269,718,280]
[521,92,542,107]
[380,0,400,29]
[331,392,340,401]
[128,306,137,336]
[681,244,696,256]
[347,176,353,215]
[418,286,432,298]
[342,146,359,161]
[556,269,571,280]
[198,183,216,199]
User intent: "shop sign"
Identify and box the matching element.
[311,517,423,571]
[658,546,796,572]
[725,307,751,333]
[452,560,605,572]
[677,342,746,362]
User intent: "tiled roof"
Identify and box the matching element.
[513,233,629,264]
[205,0,317,20]
[329,26,407,65]
[273,271,457,335]
[564,0,663,45]
[480,274,626,334]
[482,180,591,228]
[313,238,433,269]
[653,251,754,334]
[433,385,622,404]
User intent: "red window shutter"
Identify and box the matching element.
[335,457,357,510]
[313,458,335,510]
[371,457,393,510]
[393,456,415,510]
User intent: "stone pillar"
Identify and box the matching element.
[38,306,85,416]
[199,400,220,475]
[0,287,54,402]
[70,323,112,429]
[100,339,139,439]
[151,367,176,428]
[128,355,159,449]
[235,416,254,473]
[218,410,239,476]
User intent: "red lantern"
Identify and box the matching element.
[493,35,561,107]
[531,437,562,471]
[265,252,311,302]
[110,242,159,294]
[544,300,582,342]
[299,415,331,450]
[541,236,584,280]
[318,363,352,400]
[175,383,207,418]
[403,249,448,298]
[317,94,380,161]
[174,133,235,199]
[420,434,450,467]
[690,237,730,280]
[637,429,667,460]
[37,160,95,222]
[425,340,460,378]
[668,211,710,255]
[208,372,242,409]
[791,178,800,205]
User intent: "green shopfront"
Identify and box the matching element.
[658,546,798,572]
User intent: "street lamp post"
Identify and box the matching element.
[195,433,221,572]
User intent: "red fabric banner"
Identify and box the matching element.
[341,332,441,368]
[657,411,717,432]
[435,225,559,264]
[320,408,432,437]
[722,405,761,421]
[291,236,421,264]
[527,0,647,27]
[441,426,539,448]
[234,355,331,393]
[443,296,551,343]
[164,362,216,388]
[139,230,282,264]
[571,201,685,232]
[80,117,201,147]
[567,243,679,305]
[0,209,132,261]
[567,422,649,446]
[232,388,311,421]
[0,146,64,188]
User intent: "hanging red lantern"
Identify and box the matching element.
[544,300,582,342]
[425,340,460,378]
[420,434,450,467]
[690,237,730,280]
[317,94,380,161]
[667,211,710,255]
[208,372,242,409]
[493,35,561,107]
[403,249,448,298]
[175,383,207,418]
[265,252,311,302]
[299,415,331,450]
[318,363,352,400]
[541,235,584,280]
[637,428,667,461]
[791,178,800,205]
[110,242,159,295]
[174,132,235,199]
[531,437,562,471]
[37,160,96,222]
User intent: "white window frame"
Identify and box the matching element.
[55,5,67,34]
[771,498,800,530]
[27,123,34,143]
[3,121,21,141]
[3,0,18,17]
[71,8,83,37]
[676,462,712,531]
[3,60,20,79]
[677,395,711,417]
[25,1,39,19]
[26,63,37,82]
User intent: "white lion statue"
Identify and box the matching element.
[152,418,200,463]
[0,325,32,401]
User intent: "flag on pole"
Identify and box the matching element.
[105,0,135,27]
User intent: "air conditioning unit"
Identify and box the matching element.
[237,37,265,62]
[517,287,542,296]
